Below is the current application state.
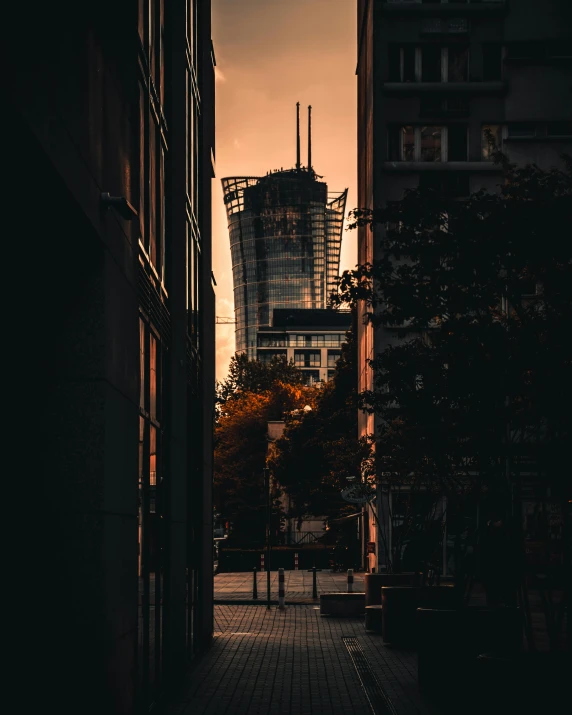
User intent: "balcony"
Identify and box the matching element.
[421,17,468,35]
[381,1,507,17]
[383,81,506,95]
[419,97,470,118]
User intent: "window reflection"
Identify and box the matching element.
[401,126,415,161]
[420,126,442,162]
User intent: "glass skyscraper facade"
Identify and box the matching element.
[222,167,347,357]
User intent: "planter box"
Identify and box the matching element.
[365,605,383,634]
[419,584,461,610]
[473,652,570,714]
[320,592,366,617]
[382,586,421,645]
[365,572,420,606]
[381,585,460,646]
[417,606,523,701]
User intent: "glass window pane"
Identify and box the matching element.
[420,126,442,162]
[150,334,157,421]
[483,43,502,81]
[140,320,146,409]
[448,125,467,161]
[401,126,415,160]
[482,124,502,159]
[403,46,416,82]
[448,47,469,82]
[422,46,442,82]
[388,45,400,81]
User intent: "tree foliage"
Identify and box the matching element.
[268,316,373,522]
[217,353,304,408]
[214,357,317,546]
[334,153,572,504]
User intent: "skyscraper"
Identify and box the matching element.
[222,104,348,358]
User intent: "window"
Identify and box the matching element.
[422,46,443,82]
[403,46,417,82]
[448,124,468,161]
[391,125,471,162]
[388,45,401,82]
[507,123,536,138]
[482,125,503,158]
[388,125,401,161]
[388,45,417,82]
[389,45,469,83]
[150,333,157,421]
[448,46,469,82]
[258,334,287,347]
[139,318,146,410]
[258,350,287,363]
[420,126,442,161]
[402,126,416,160]
[482,44,502,80]
[295,351,321,368]
[547,122,572,137]
[328,352,341,367]
[302,370,321,386]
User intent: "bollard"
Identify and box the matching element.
[253,567,258,599]
[278,568,285,610]
[261,553,265,572]
[347,568,354,593]
[312,566,318,600]
[294,552,299,570]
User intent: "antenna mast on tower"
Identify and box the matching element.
[307,105,312,170]
[296,102,301,170]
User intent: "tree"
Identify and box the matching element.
[334,152,572,590]
[214,354,316,546]
[217,353,303,408]
[269,316,373,526]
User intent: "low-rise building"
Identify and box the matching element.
[257,309,351,384]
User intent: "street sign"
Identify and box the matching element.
[340,484,375,504]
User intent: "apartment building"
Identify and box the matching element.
[356,0,572,572]
[257,308,351,385]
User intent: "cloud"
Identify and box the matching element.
[214,66,226,83]
[233,138,242,150]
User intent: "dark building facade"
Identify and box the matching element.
[8,2,215,713]
[357,0,572,572]
[222,108,347,357]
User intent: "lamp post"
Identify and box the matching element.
[264,466,271,608]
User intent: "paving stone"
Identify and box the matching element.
[159,605,440,715]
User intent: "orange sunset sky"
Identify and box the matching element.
[212,0,358,381]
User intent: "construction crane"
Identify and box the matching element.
[216,316,237,324]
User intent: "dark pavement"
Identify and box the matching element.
[160,605,439,715]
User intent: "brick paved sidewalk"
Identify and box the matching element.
[160,605,439,715]
[215,571,365,603]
